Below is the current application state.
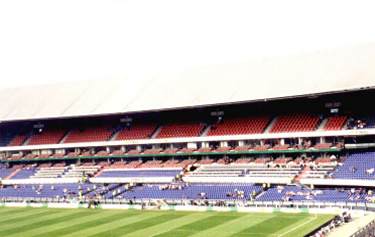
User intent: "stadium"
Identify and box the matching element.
[1,45,375,236]
[2,1,375,237]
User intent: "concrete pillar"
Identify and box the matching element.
[201,142,209,148]
[187,143,197,149]
[120,146,126,152]
[220,141,228,147]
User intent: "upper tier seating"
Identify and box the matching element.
[208,116,270,136]
[7,134,28,146]
[28,128,67,145]
[63,125,114,143]
[347,116,375,130]
[270,114,320,133]
[116,123,157,140]
[0,127,21,147]
[157,122,205,138]
[324,116,347,130]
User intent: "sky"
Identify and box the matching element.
[1,0,375,89]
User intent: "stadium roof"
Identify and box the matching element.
[1,44,375,122]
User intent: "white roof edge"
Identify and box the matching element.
[1,43,375,122]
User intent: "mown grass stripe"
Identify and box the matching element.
[0,207,45,222]
[89,212,188,237]
[231,215,304,237]
[153,213,241,237]
[62,211,161,237]
[0,209,81,234]
[123,212,208,237]
[190,213,273,237]
[0,209,55,226]
[36,211,140,237]
[0,207,29,214]
[0,207,39,216]
[15,210,107,237]
[0,210,94,236]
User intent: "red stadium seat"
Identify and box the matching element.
[208,116,270,136]
[157,122,204,138]
[270,113,320,133]
[28,128,67,145]
[324,116,347,130]
[116,123,157,140]
[7,134,28,146]
[63,125,113,143]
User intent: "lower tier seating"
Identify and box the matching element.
[111,183,262,200]
[0,184,96,199]
[257,185,370,203]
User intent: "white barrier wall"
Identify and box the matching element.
[0,202,369,217]
[301,178,375,187]
[182,176,293,184]
[90,177,175,184]
[1,178,81,185]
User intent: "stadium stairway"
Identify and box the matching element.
[59,130,72,144]
[4,168,21,180]
[151,125,162,139]
[94,168,105,177]
[263,117,277,133]
[317,118,329,131]
[293,166,310,183]
[200,125,211,136]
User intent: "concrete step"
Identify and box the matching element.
[151,126,162,139]
[264,117,278,133]
[200,125,211,137]
[5,168,21,180]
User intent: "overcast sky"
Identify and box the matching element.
[1,0,375,89]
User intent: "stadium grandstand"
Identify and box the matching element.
[1,46,375,236]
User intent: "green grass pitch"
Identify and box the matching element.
[0,207,333,237]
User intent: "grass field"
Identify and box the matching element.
[0,207,333,237]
